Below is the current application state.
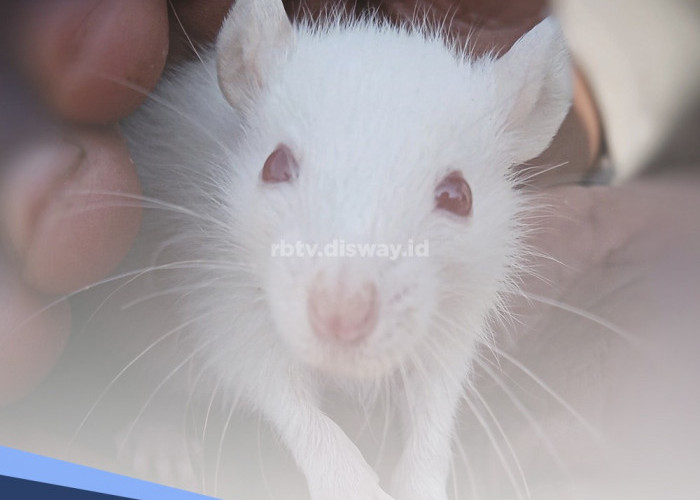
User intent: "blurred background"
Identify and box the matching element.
[553,0,700,178]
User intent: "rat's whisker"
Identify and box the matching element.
[201,377,223,447]
[119,278,258,310]
[75,266,164,338]
[0,260,236,352]
[453,426,481,500]
[471,385,531,500]
[519,251,575,280]
[462,391,528,500]
[120,283,218,311]
[61,189,236,236]
[515,161,570,184]
[257,412,276,500]
[434,310,584,488]
[474,358,572,478]
[487,345,608,448]
[181,358,215,442]
[214,400,237,499]
[85,72,232,158]
[515,291,644,348]
[68,310,215,448]
[119,338,217,456]
[76,260,244,338]
[167,0,215,81]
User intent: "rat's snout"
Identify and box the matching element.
[307,275,379,343]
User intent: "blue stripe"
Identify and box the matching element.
[0,446,217,500]
[1,474,133,499]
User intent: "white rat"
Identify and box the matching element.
[122,1,572,498]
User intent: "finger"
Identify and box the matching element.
[0,260,71,407]
[525,181,699,295]
[19,0,169,123]
[1,126,142,295]
[511,178,700,330]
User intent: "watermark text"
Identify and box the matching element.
[270,239,429,260]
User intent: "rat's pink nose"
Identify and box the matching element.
[307,278,379,343]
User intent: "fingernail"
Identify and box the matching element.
[1,140,84,258]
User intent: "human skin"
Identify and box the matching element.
[0,0,603,405]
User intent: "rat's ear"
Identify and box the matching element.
[494,17,573,163]
[216,0,294,109]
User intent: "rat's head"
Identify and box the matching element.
[215,0,572,378]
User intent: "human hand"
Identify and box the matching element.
[0,0,232,406]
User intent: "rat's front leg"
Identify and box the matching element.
[251,365,393,500]
[390,352,470,500]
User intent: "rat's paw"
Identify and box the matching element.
[116,424,203,491]
[301,436,393,500]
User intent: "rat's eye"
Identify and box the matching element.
[434,171,472,217]
[261,144,299,183]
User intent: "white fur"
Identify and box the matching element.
[123,1,572,498]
